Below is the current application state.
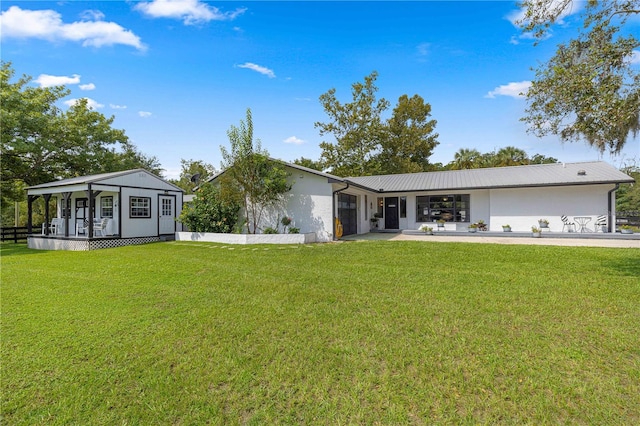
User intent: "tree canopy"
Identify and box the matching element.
[448,146,557,170]
[1,62,161,208]
[170,159,216,194]
[518,0,640,155]
[315,72,440,177]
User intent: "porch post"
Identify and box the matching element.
[62,192,72,237]
[87,184,94,239]
[43,194,52,235]
[27,195,39,234]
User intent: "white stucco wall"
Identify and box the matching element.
[253,168,334,242]
[489,184,614,232]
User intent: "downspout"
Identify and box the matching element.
[607,184,620,233]
[331,181,350,241]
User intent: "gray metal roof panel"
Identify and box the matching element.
[26,169,147,189]
[346,161,634,192]
[26,169,184,192]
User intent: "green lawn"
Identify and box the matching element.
[2,241,639,424]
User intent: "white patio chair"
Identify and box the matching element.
[594,215,607,232]
[43,218,64,235]
[561,215,576,232]
[76,219,89,237]
[93,218,109,237]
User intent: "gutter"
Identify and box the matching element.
[608,183,620,233]
[330,180,350,241]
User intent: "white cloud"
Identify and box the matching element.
[284,136,305,145]
[34,73,80,88]
[139,111,152,117]
[110,104,127,109]
[236,62,276,78]
[64,98,104,109]
[79,83,96,91]
[135,0,246,25]
[0,6,145,50]
[485,81,532,99]
[80,10,105,21]
[628,50,640,65]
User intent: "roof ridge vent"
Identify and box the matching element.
[577,169,587,176]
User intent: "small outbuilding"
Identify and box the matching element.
[26,169,183,251]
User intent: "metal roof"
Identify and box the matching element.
[345,161,634,193]
[26,169,183,191]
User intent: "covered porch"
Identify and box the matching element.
[27,186,120,240]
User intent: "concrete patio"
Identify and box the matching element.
[341,230,640,249]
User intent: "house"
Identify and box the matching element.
[26,169,183,251]
[207,160,634,242]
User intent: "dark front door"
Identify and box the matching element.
[385,197,399,229]
[75,198,88,234]
[338,193,357,236]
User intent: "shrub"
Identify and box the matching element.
[178,183,240,233]
[288,227,300,234]
[263,227,278,234]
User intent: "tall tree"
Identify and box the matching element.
[518,0,640,154]
[451,148,483,170]
[171,159,216,194]
[448,147,558,169]
[1,62,161,208]
[616,158,640,213]
[376,94,439,174]
[315,71,390,177]
[220,109,291,233]
[492,146,530,167]
[293,157,324,172]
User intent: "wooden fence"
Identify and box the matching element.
[0,226,31,243]
[616,211,640,228]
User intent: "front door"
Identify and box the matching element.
[385,197,399,229]
[338,193,357,236]
[75,198,88,234]
[159,195,176,235]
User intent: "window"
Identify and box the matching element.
[377,197,384,218]
[416,194,470,222]
[161,198,172,216]
[400,196,407,218]
[60,198,71,218]
[101,197,113,218]
[130,197,151,218]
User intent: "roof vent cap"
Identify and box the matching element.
[577,170,587,176]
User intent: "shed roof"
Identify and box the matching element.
[345,161,634,193]
[26,169,183,192]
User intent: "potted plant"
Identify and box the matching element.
[502,224,511,232]
[370,215,380,230]
[468,223,478,233]
[531,226,542,237]
[538,219,549,229]
[620,225,634,234]
[419,224,434,235]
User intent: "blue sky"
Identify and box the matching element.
[2,1,638,179]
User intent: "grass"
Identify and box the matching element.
[2,240,639,424]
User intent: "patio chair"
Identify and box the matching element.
[561,215,576,232]
[93,218,109,237]
[594,215,607,232]
[42,218,64,235]
[76,219,90,237]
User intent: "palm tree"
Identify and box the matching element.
[494,146,529,167]
[451,148,482,170]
